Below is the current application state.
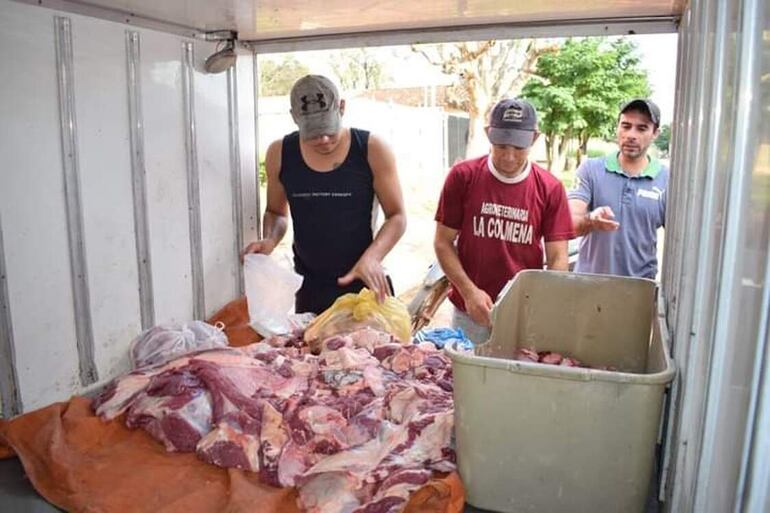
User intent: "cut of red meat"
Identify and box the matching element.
[514,347,539,363]
[353,496,406,513]
[125,389,212,451]
[540,352,563,365]
[197,411,261,471]
[513,347,592,369]
[94,330,455,513]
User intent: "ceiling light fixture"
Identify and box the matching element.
[204,39,237,74]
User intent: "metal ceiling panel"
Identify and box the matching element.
[21,0,685,40]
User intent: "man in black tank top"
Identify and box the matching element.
[242,75,406,314]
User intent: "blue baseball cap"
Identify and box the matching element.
[486,98,538,147]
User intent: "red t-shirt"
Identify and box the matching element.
[435,156,574,311]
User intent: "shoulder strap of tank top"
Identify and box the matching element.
[350,128,370,161]
[281,132,301,166]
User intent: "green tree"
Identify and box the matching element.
[259,56,310,96]
[413,40,555,157]
[522,38,651,172]
[655,124,671,157]
[328,48,389,91]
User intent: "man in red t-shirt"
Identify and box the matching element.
[434,98,574,343]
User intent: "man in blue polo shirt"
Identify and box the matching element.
[569,98,668,279]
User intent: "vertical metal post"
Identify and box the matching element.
[54,16,97,385]
[126,30,155,329]
[182,42,205,319]
[252,52,262,240]
[227,64,245,295]
[0,214,22,417]
[737,251,770,512]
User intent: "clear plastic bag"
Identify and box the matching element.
[243,253,304,337]
[130,321,228,369]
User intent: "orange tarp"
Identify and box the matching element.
[0,297,465,513]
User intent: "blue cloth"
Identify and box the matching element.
[414,327,474,350]
[450,306,490,346]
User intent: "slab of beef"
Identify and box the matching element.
[93,347,246,420]
[94,328,455,513]
[197,411,261,471]
[124,368,212,451]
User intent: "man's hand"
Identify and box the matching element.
[588,206,620,231]
[338,253,389,303]
[464,286,494,327]
[241,239,277,262]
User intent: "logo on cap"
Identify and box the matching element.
[502,106,524,122]
[300,93,328,113]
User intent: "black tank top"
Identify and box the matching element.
[279,128,374,283]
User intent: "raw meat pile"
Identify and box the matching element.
[93,328,455,513]
[513,348,583,367]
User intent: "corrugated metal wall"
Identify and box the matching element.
[0,0,258,415]
[661,0,769,511]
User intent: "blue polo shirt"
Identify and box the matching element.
[568,152,668,279]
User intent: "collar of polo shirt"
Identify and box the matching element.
[605,151,662,179]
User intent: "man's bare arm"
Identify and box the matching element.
[338,134,406,300]
[242,140,289,257]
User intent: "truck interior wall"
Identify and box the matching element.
[0,0,257,415]
[662,0,769,511]
[2,1,768,511]
[662,0,725,509]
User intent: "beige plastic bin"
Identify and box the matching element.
[445,270,675,513]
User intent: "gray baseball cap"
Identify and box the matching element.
[486,98,538,148]
[290,75,342,140]
[620,98,661,127]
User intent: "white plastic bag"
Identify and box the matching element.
[130,321,228,369]
[244,253,304,337]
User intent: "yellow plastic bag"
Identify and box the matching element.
[304,288,411,347]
